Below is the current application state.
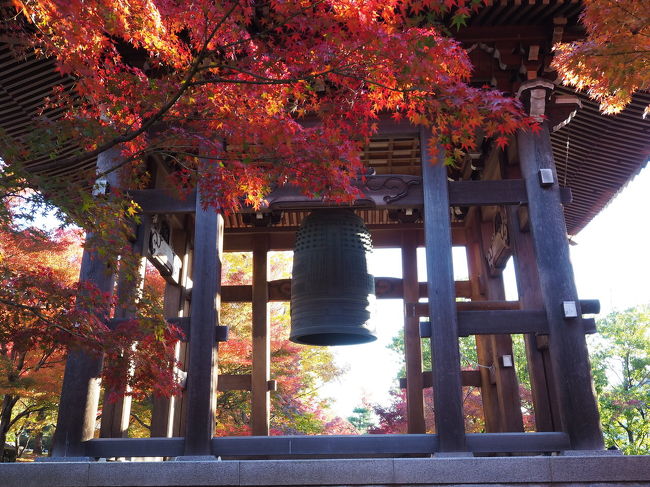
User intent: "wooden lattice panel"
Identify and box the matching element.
[361,136,421,175]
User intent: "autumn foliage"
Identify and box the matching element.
[6,0,537,214]
[553,0,650,116]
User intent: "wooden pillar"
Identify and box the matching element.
[507,204,562,432]
[100,219,149,439]
[465,213,500,433]
[517,80,603,450]
[151,227,191,438]
[479,216,524,432]
[173,232,193,438]
[465,208,524,433]
[51,148,121,457]
[183,196,223,456]
[251,236,270,436]
[421,128,466,452]
[402,230,426,434]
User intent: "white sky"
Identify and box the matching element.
[321,165,650,418]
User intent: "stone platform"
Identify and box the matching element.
[2,455,650,487]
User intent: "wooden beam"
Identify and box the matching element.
[400,370,483,389]
[418,310,550,336]
[128,189,197,214]
[465,211,504,432]
[517,111,603,450]
[470,209,524,433]
[217,374,252,392]
[402,230,426,434]
[221,278,473,302]
[183,194,223,456]
[421,129,466,452]
[82,432,571,458]
[216,374,276,392]
[224,224,465,251]
[100,218,150,440]
[462,310,547,336]
[228,179,571,216]
[414,301,520,317]
[251,236,270,436]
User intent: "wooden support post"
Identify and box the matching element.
[251,236,271,436]
[151,228,190,438]
[507,204,562,432]
[421,128,466,452]
[465,214,501,433]
[100,219,149,439]
[183,196,223,456]
[51,148,121,457]
[477,215,524,433]
[402,230,426,434]
[173,231,193,438]
[517,81,603,450]
[51,243,114,457]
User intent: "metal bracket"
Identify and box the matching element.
[215,325,230,342]
[539,168,555,187]
[562,300,579,319]
[419,320,432,338]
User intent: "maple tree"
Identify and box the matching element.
[4,0,536,214]
[553,0,650,116]
[0,219,184,458]
[0,225,80,457]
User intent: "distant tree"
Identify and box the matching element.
[0,226,80,459]
[347,404,376,433]
[0,220,183,457]
[589,306,650,454]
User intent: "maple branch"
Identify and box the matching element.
[584,50,650,57]
[130,412,151,431]
[0,298,90,340]
[7,405,48,430]
[330,69,426,93]
[44,2,241,173]
[216,0,331,52]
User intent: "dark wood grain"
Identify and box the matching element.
[183,196,223,456]
[402,230,426,434]
[518,120,603,450]
[421,128,466,452]
[251,236,270,436]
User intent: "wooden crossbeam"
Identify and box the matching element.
[414,301,520,317]
[399,370,483,389]
[419,308,592,336]
[217,374,276,392]
[130,181,571,215]
[221,278,473,302]
[82,432,571,458]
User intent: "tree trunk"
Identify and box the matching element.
[0,394,19,462]
[33,409,46,456]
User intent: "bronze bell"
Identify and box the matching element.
[290,209,376,346]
